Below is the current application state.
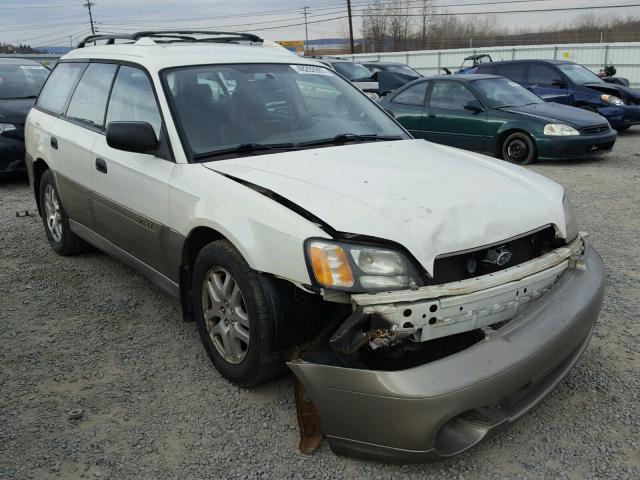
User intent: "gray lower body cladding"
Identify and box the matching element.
[288,244,605,462]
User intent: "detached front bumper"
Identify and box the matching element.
[534,130,617,161]
[289,244,605,462]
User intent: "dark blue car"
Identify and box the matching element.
[471,59,640,131]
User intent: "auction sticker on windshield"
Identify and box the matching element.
[290,65,333,75]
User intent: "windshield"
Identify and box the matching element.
[473,77,544,108]
[0,63,49,100]
[163,63,407,159]
[558,64,603,84]
[332,62,373,81]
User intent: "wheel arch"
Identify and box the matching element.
[32,158,51,215]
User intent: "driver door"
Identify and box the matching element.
[422,80,488,151]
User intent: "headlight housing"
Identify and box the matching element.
[0,123,17,135]
[601,94,624,106]
[562,192,579,241]
[544,124,580,136]
[305,239,421,292]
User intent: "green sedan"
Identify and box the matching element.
[379,74,618,164]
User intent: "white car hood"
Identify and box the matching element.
[205,139,566,275]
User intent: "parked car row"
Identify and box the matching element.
[24,31,605,463]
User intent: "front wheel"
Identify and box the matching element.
[192,240,284,386]
[502,132,537,165]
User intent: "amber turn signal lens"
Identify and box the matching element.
[309,242,354,288]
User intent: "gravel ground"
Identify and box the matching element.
[1,133,639,480]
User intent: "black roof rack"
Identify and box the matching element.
[78,30,263,48]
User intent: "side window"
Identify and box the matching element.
[429,81,476,109]
[106,66,162,138]
[391,82,428,106]
[528,64,560,86]
[494,64,526,83]
[66,63,117,128]
[36,63,86,114]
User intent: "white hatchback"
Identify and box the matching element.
[25,31,604,462]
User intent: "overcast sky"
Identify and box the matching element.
[2,0,640,47]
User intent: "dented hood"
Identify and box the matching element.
[204,139,566,274]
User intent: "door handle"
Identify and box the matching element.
[95,157,107,174]
[50,137,58,149]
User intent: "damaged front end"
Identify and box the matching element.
[289,235,605,462]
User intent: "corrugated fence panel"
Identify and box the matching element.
[349,42,640,87]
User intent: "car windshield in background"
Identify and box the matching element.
[384,65,421,77]
[332,62,373,81]
[558,64,603,84]
[163,63,407,159]
[0,63,49,100]
[473,77,544,108]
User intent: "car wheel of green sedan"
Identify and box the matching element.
[502,132,537,165]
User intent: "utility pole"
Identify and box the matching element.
[83,0,96,36]
[346,0,354,54]
[69,35,73,48]
[303,6,309,55]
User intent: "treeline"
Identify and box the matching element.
[360,1,640,52]
[0,43,37,54]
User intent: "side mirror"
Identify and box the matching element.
[106,121,158,154]
[463,100,484,113]
[551,78,567,88]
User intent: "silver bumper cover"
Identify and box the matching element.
[288,244,605,462]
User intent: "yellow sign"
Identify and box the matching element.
[276,40,304,54]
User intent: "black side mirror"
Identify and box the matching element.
[463,100,484,113]
[551,78,567,88]
[106,121,158,154]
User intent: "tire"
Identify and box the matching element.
[192,240,285,386]
[502,132,537,165]
[39,169,91,256]
[615,125,630,132]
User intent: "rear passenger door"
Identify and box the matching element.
[89,65,176,279]
[37,62,115,228]
[385,81,429,138]
[524,63,573,104]
[422,80,488,151]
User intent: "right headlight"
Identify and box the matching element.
[305,239,421,292]
[544,124,580,136]
[562,192,579,241]
[601,94,624,106]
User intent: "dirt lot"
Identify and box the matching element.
[1,133,639,480]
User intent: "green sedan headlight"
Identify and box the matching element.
[562,192,579,241]
[601,94,624,106]
[544,124,580,136]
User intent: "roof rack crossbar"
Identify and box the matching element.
[132,30,263,43]
[77,31,263,48]
[78,34,134,48]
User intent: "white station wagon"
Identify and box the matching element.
[25,31,605,462]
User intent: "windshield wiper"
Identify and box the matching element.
[297,133,403,147]
[192,142,296,161]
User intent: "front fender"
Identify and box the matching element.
[169,163,331,285]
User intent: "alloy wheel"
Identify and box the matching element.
[201,267,250,364]
[44,184,63,242]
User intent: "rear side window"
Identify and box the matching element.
[392,82,428,106]
[493,64,526,83]
[36,63,86,114]
[527,64,560,86]
[106,66,162,137]
[66,63,117,128]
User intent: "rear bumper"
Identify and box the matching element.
[289,244,605,462]
[0,134,26,175]
[534,131,617,160]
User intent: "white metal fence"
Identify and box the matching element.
[0,53,61,68]
[346,42,640,87]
